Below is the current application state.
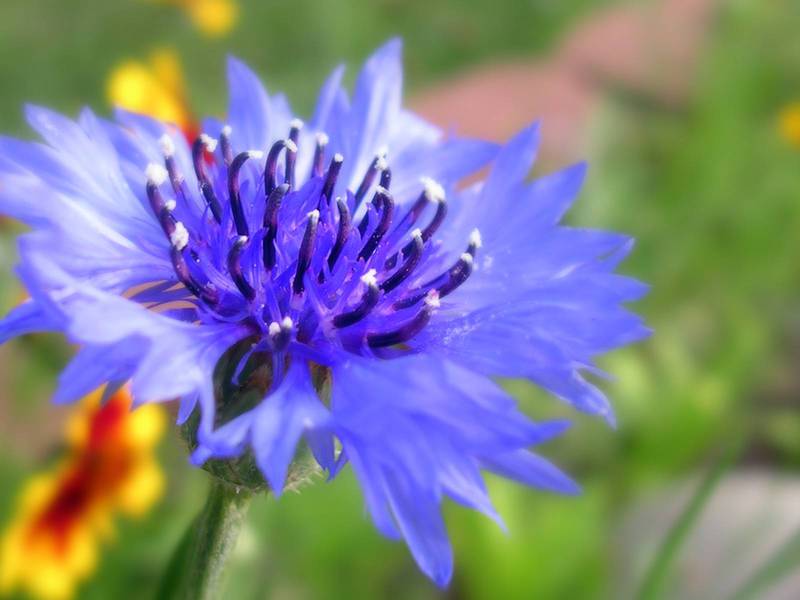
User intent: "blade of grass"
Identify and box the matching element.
[728,526,800,600]
[635,442,741,600]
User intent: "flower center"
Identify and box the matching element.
[144,121,481,357]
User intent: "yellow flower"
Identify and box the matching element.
[106,49,196,138]
[0,387,166,600]
[151,0,239,38]
[779,102,800,148]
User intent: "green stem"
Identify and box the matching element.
[177,479,253,600]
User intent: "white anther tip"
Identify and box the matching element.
[376,185,391,196]
[360,269,378,286]
[376,145,389,158]
[289,118,305,130]
[200,133,218,152]
[158,134,176,157]
[411,228,423,240]
[307,209,320,220]
[285,139,298,153]
[469,228,483,249]
[316,132,329,146]
[424,290,441,309]
[164,200,177,211]
[421,177,446,202]
[375,156,389,171]
[281,316,293,329]
[170,222,189,251]
[268,321,281,337]
[460,252,474,265]
[221,125,233,136]
[145,163,168,186]
[333,152,344,163]
[248,150,265,160]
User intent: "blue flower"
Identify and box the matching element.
[0,40,649,586]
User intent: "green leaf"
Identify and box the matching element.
[635,442,741,600]
[728,527,800,600]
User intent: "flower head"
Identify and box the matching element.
[0,387,165,600]
[0,40,648,585]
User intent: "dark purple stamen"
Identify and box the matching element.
[227,235,256,301]
[367,297,436,348]
[327,197,351,271]
[436,253,474,298]
[191,137,223,223]
[380,230,423,293]
[380,167,392,189]
[293,210,320,295]
[354,154,386,208]
[333,276,380,328]
[394,236,479,309]
[389,189,432,240]
[358,188,394,262]
[170,246,218,306]
[269,317,294,352]
[229,151,258,237]
[157,204,179,239]
[312,134,328,178]
[146,176,167,216]
[262,183,289,271]
[264,140,293,197]
[320,154,343,207]
[220,127,234,166]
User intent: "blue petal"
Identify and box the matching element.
[227,56,276,152]
[479,450,581,495]
[251,361,330,495]
[384,470,454,587]
[0,301,60,344]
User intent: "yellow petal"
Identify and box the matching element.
[779,102,800,148]
[186,0,239,37]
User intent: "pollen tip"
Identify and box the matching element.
[285,139,298,153]
[421,177,446,202]
[164,200,177,211]
[290,118,304,130]
[460,252,474,264]
[316,132,329,146]
[411,227,423,240]
[281,316,293,329]
[158,134,176,157]
[376,185,390,196]
[145,163,168,186]
[333,152,344,163]
[424,289,441,309]
[221,125,233,136]
[248,150,265,160]
[170,222,189,250]
[469,228,483,249]
[307,209,320,221]
[200,133,218,152]
[268,321,281,337]
[360,269,378,286]
[236,235,248,244]
[376,145,389,158]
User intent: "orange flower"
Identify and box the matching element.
[151,0,239,38]
[0,387,166,600]
[779,102,800,148]
[106,49,198,140]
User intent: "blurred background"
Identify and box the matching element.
[1,0,800,598]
